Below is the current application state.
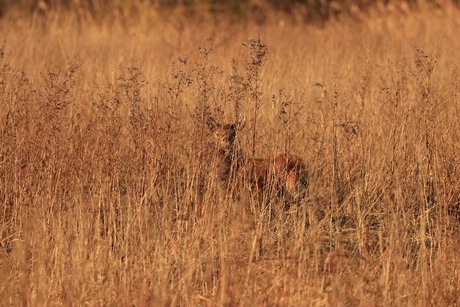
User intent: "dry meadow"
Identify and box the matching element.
[2,4,460,306]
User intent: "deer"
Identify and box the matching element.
[211,121,307,204]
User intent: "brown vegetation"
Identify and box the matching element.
[2,3,460,306]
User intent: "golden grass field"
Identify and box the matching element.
[2,3,460,306]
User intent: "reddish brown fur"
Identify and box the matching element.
[213,123,305,200]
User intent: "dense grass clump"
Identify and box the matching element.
[1,5,460,306]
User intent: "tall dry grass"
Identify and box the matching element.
[2,6,460,306]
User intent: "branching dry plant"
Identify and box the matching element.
[2,6,460,306]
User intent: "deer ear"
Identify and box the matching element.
[206,116,218,130]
